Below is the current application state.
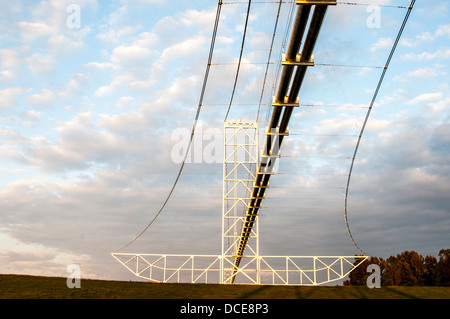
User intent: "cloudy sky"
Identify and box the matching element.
[0,0,449,282]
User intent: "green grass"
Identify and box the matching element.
[1,274,449,299]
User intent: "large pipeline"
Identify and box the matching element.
[230,3,330,283]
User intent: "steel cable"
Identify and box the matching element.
[114,1,223,252]
[344,0,416,255]
[256,1,283,123]
[224,0,252,121]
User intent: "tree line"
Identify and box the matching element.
[345,249,450,286]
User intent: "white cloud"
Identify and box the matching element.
[0,48,21,82]
[399,37,416,48]
[94,73,136,97]
[416,31,435,42]
[22,110,41,121]
[0,48,20,70]
[47,33,85,55]
[25,89,55,108]
[160,36,206,63]
[406,67,439,79]
[23,112,156,173]
[0,232,94,278]
[0,87,29,109]
[435,24,450,38]
[115,96,136,108]
[106,5,128,26]
[152,7,217,47]
[393,67,444,82]
[59,73,89,99]
[97,22,207,97]
[111,41,158,68]
[423,97,450,114]
[98,112,146,135]
[95,4,143,44]
[179,8,216,30]
[403,48,450,61]
[25,53,56,77]
[18,21,54,41]
[96,25,141,44]
[417,24,450,42]
[407,92,443,105]
[317,117,360,136]
[84,62,118,70]
[401,24,450,47]
[370,37,393,52]
[21,110,41,128]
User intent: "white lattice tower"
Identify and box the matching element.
[222,120,259,284]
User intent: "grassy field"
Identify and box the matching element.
[1,274,450,299]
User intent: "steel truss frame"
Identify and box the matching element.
[222,121,259,284]
[111,253,367,285]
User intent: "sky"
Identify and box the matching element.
[0,0,449,282]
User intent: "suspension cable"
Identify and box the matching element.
[256,1,283,123]
[224,0,252,121]
[344,0,416,255]
[114,1,223,252]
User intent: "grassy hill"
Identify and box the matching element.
[1,274,449,299]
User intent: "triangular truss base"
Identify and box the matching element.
[112,253,368,285]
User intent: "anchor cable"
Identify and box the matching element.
[114,1,223,252]
[344,0,415,255]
